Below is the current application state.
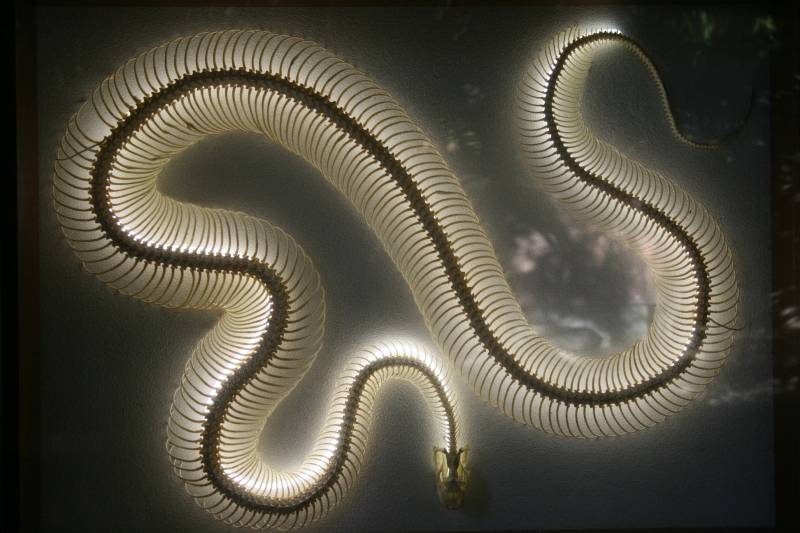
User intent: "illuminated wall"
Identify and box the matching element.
[37,5,773,531]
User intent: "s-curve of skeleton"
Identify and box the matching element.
[53,27,739,529]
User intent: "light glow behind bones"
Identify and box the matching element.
[53,27,738,529]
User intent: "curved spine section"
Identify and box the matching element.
[53,31,463,528]
[176,340,460,528]
[516,28,739,431]
[53,26,739,528]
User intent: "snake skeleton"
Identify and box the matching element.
[53,27,739,529]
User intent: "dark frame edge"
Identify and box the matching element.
[12,2,41,532]
[771,0,800,530]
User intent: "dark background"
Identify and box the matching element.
[11,2,797,532]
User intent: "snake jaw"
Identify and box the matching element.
[434,447,469,510]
